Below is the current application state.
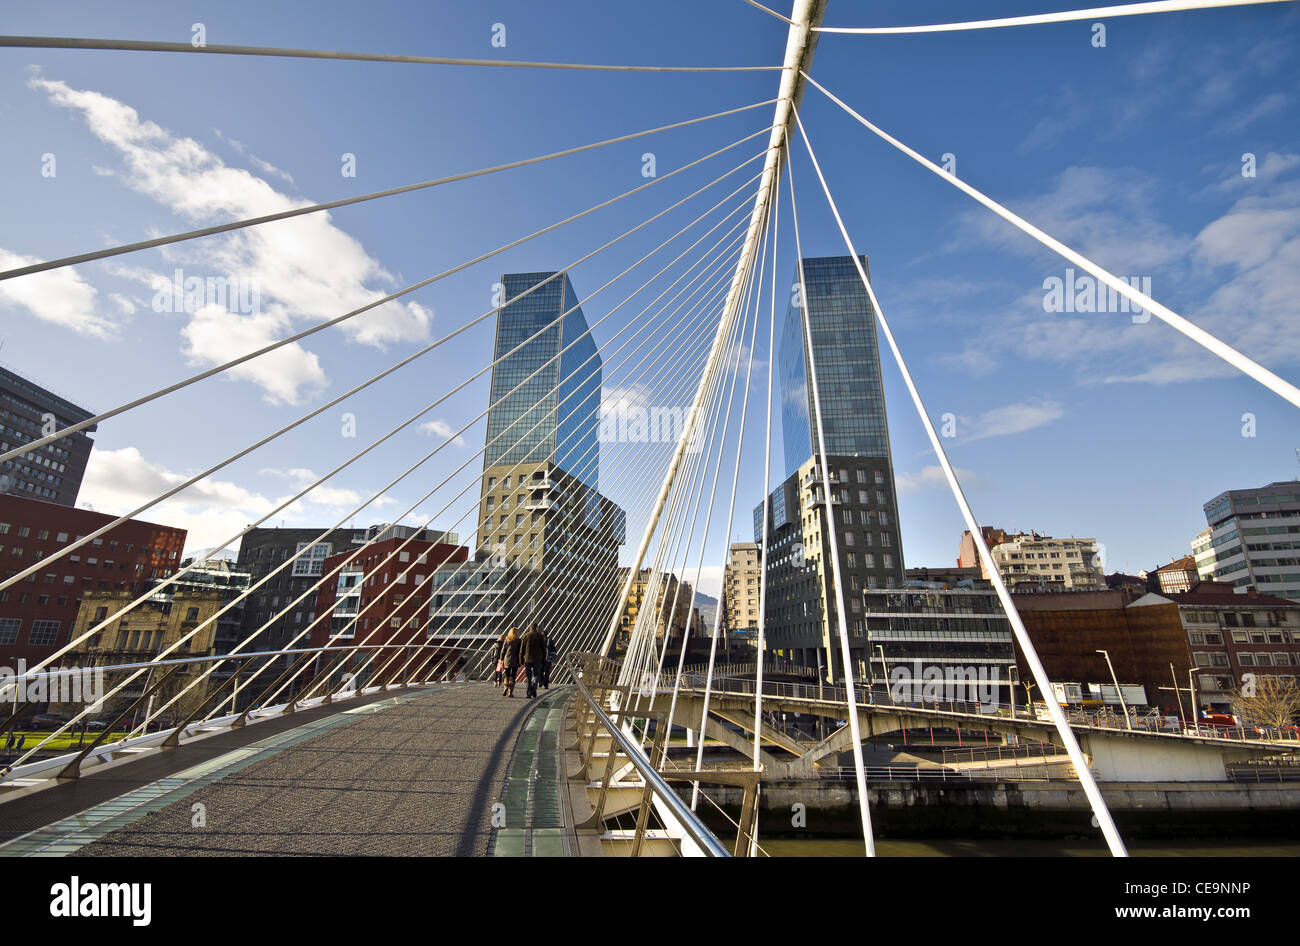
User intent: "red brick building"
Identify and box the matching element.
[310,536,467,657]
[0,495,187,666]
[1135,582,1300,713]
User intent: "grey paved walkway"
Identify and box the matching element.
[69,683,548,857]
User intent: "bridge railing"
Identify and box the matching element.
[651,672,1300,746]
[942,742,1070,766]
[0,640,473,784]
[677,659,818,680]
[1226,760,1300,783]
[568,653,750,857]
[655,672,1000,718]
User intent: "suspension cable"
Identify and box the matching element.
[0,35,784,72]
[785,123,876,856]
[0,114,776,461]
[801,72,1300,409]
[791,103,1130,858]
[814,0,1292,34]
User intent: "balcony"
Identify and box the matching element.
[805,491,839,507]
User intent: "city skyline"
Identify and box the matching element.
[0,1,1295,595]
[1,0,1298,873]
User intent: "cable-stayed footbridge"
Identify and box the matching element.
[1,0,1298,858]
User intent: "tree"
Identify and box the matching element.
[1231,673,1300,731]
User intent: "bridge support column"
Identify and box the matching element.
[1080,733,1233,781]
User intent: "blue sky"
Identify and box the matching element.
[1,0,1297,595]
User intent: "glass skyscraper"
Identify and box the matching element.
[475,271,624,662]
[754,254,906,682]
[484,272,601,491]
[780,255,891,479]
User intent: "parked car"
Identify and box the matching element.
[1200,712,1240,729]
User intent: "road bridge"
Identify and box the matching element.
[647,674,1298,781]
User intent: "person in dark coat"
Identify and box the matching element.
[520,624,546,698]
[542,637,557,689]
[493,630,506,687]
[501,627,522,697]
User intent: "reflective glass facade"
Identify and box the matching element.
[780,255,890,478]
[485,272,601,491]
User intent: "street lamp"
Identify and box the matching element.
[1096,649,1132,731]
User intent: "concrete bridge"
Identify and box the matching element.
[642,674,1298,782]
[1,664,1297,859]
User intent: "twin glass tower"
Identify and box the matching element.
[756,255,905,680]
[475,272,623,649]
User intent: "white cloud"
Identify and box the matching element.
[107,293,136,316]
[940,165,1300,387]
[1106,181,1300,385]
[418,419,467,447]
[80,446,275,555]
[0,248,117,337]
[963,166,1192,274]
[79,448,409,555]
[1208,152,1300,195]
[181,304,326,405]
[896,465,987,496]
[962,399,1066,444]
[259,466,403,512]
[214,129,296,186]
[1216,91,1292,134]
[29,76,436,402]
[690,564,724,601]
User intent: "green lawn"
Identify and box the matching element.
[4,730,132,751]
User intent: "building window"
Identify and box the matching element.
[0,618,19,645]
[292,542,333,577]
[27,620,60,647]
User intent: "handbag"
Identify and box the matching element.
[495,659,504,673]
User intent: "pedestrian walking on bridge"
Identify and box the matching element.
[521,623,546,698]
[501,627,522,698]
[543,637,557,689]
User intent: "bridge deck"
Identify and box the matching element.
[0,683,567,857]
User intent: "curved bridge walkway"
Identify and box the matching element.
[0,683,571,857]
